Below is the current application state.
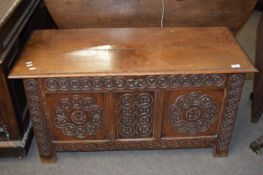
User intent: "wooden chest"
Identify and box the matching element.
[9,27,256,162]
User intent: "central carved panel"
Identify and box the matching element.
[118,92,154,139]
[168,92,218,134]
[54,95,103,139]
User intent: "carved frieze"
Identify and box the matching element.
[43,74,226,92]
[118,93,154,138]
[168,92,218,134]
[54,95,103,139]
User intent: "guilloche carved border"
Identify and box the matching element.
[56,139,214,152]
[24,79,52,156]
[43,74,227,92]
[216,74,245,151]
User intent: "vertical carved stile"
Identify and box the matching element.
[24,79,54,159]
[216,74,245,154]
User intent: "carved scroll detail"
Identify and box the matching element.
[217,74,245,151]
[54,95,103,138]
[168,92,218,134]
[118,93,153,138]
[43,74,226,92]
[24,79,52,155]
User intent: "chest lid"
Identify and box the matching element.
[9,27,257,79]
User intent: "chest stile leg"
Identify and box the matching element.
[23,78,57,163]
[214,74,245,157]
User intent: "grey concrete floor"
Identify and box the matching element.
[0,11,263,175]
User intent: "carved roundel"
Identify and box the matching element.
[118,93,153,138]
[168,92,218,134]
[55,95,102,138]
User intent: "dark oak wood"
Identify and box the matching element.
[0,0,55,158]
[43,0,257,33]
[0,66,20,140]
[250,4,263,155]
[9,28,256,162]
[252,14,263,123]
[256,0,263,11]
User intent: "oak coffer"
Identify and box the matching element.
[9,27,256,163]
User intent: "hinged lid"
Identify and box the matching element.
[9,27,257,79]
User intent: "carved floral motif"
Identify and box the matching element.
[118,93,153,138]
[168,92,218,134]
[54,95,103,139]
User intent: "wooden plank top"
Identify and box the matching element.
[9,27,257,79]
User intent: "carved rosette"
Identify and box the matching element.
[43,74,226,92]
[168,92,218,134]
[217,74,245,151]
[24,79,52,155]
[54,95,103,139]
[118,93,153,138]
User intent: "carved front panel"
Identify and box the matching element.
[24,73,245,159]
[163,89,224,138]
[45,93,106,141]
[116,92,154,139]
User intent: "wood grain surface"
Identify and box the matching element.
[43,0,257,32]
[9,27,256,79]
